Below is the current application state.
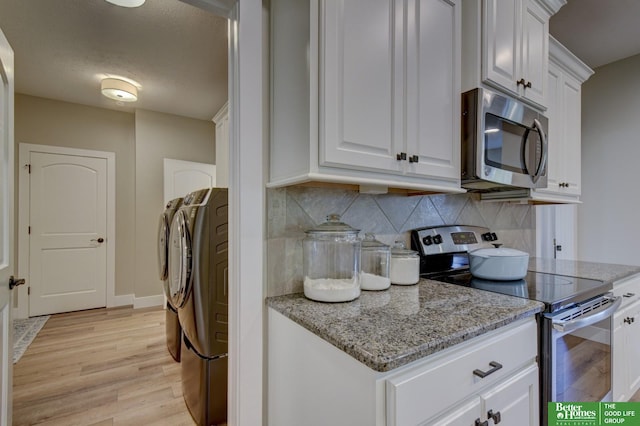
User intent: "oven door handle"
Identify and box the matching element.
[548,296,622,333]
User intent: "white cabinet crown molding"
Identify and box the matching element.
[549,35,594,83]
[536,0,567,16]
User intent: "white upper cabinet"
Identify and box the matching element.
[531,36,593,202]
[463,0,564,110]
[270,0,462,193]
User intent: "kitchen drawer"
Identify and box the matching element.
[385,319,537,425]
[613,273,640,310]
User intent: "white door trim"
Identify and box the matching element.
[17,143,116,319]
[228,4,264,425]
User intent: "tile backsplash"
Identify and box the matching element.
[267,187,536,297]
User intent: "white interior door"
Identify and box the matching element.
[0,26,14,426]
[536,204,577,260]
[29,152,108,316]
[163,158,216,203]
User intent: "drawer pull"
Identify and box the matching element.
[475,419,489,426]
[488,409,502,424]
[624,292,636,297]
[473,361,503,378]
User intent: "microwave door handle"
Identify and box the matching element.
[547,296,622,333]
[532,118,548,184]
[520,128,531,175]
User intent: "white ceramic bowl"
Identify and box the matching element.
[468,246,529,281]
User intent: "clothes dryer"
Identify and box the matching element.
[158,197,183,362]
[168,187,228,426]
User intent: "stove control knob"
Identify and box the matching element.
[491,232,498,241]
[481,232,492,241]
[422,235,433,246]
[433,234,443,245]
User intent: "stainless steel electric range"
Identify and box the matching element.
[411,225,622,426]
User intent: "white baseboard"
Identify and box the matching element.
[133,294,165,309]
[109,294,134,308]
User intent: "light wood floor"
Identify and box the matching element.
[13,306,196,426]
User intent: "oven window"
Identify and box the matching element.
[484,113,541,174]
[554,317,611,402]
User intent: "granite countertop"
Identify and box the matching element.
[267,279,544,372]
[528,258,640,285]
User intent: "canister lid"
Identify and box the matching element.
[390,241,418,258]
[305,214,360,234]
[361,233,389,250]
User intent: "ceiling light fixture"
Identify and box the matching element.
[104,0,146,7]
[101,78,138,102]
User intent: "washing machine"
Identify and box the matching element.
[158,197,184,362]
[168,187,228,426]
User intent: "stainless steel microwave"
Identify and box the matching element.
[461,88,548,191]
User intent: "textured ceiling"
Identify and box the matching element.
[0,0,228,121]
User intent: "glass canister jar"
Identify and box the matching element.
[389,241,420,285]
[360,233,391,291]
[303,214,361,302]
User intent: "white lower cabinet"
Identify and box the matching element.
[268,309,539,425]
[613,273,640,401]
[429,365,539,426]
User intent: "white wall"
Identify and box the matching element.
[134,109,215,298]
[578,53,640,266]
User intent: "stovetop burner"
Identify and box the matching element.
[411,225,612,313]
[425,270,610,313]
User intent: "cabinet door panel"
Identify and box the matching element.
[521,0,548,106]
[625,303,640,396]
[540,62,561,193]
[427,397,481,425]
[321,0,402,172]
[613,311,627,401]
[483,0,519,95]
[561,74,581,195]
[481,365,539,426]
[405,0,460,180]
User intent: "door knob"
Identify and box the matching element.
[9,275,26,290]
[91,237,105,243]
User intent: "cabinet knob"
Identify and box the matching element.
[488,409,502,424]
[624,317,634,324]
[396,152,407,161]
[516,78,532,89]
[409,155,419,163]
[475,419,489,426]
